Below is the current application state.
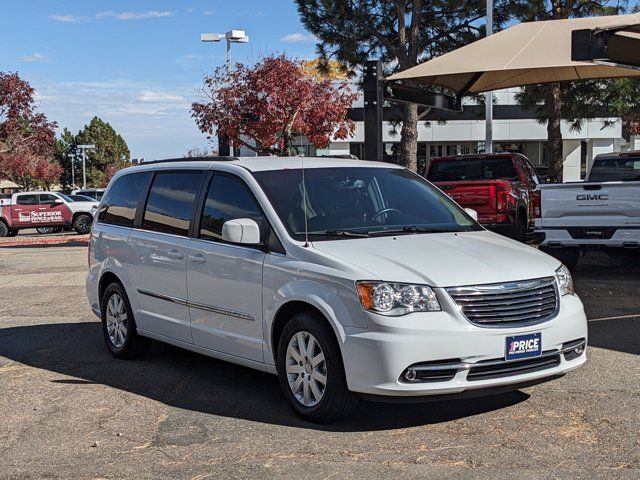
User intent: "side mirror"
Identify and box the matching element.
[464,208,478,221]
[52,199,64,205]
[221,218,261,245]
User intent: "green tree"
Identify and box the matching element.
[295,0,514,171]
[513,1,635,178]
[53,127,77,190]
[74,117,130,187]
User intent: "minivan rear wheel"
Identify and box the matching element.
[276,311,355,423]
[101,282,150,359]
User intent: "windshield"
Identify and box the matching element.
[57,193,75,202]
[428,157,518,182]
[588,157,640,182]
[253,167,482,241]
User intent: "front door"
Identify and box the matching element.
[128,171,205,344]
[187,173,266,362]
[37,194,72,226]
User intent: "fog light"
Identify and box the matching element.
[404,368,417,382]
[574,345,584,355]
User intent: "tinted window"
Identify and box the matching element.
[589,157,640,182]
[142,172,203,236]
[200,175,264,241]
[99,172,152,227]
[39,194,58,205]
[16,195,38,205]
[428,158,518,182]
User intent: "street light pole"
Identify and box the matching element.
[77,144,96,189]
[485,0,494,154]
[200,30,249,155]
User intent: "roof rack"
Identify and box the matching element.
[142,156,239,165]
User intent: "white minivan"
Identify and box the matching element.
[86,157,587,422]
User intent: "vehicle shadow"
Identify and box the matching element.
[0,321,530,432]
[0,241,88,249]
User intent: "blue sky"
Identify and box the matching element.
[0,1,318,160]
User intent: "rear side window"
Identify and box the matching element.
[200,175,264,241]
[589,157,640,182]
[98,172,152,227]
[428,158,518,182]
[16,195,38,205]
[142,171,203,236]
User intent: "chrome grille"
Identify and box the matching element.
[446,277,558,327]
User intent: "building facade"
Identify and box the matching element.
[238,88,637,182]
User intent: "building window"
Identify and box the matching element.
[349,143,364,160]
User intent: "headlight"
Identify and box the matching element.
[555,264,574,296]
[356,281,441,316]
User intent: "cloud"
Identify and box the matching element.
[137,90,184,103]
[96,10,174,20]
[22,53,48,63]
[50,14,89,22]
[280,32,316,43]
[32,78,206,159]
[203,10,216,16]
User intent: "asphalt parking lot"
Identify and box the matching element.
[1,241,639,479]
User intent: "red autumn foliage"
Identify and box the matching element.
[0,71,58,189]
[192,54,357,156]
[626,113,640,136]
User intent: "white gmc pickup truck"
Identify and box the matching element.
[535,151,640,268]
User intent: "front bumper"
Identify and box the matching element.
[340,293,587,397]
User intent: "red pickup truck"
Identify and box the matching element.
[425,153,541,241]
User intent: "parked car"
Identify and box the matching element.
[71,188,105,201]
[535,151,640,269]
[68,194,97,202]
[534,165,561,184]
[426,153,541,241]
[0,191,98,237]
[86,157,587,423]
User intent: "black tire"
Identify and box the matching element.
[101,282,150,359]
[53,227,63,233]
[539,247,579,272]
[512,214,527,243]
[276,310,356,423]
[7,229,18,237]
[0,222,8,237]
[73,214,93,235]
[36,227,55,235]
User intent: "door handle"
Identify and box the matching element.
[167,249,184,260]
[189,254,206,264]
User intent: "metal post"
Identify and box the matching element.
[485,0,493,153]
[82,150,87,189]
[71,157,75,188]
[225,39,233,156]
[363,60,384,162]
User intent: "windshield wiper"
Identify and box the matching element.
[312,230,369,238]
[367,226,452,237]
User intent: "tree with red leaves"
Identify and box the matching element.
[192,55,357,156]
[0,71,58,189]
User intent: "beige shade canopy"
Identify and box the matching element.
[0,180,20,189]
[387,14,640,94]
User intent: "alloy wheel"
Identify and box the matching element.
[285,331,327,407]
[105,293,128,348]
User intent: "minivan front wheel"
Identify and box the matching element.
[276,311,355,423]
[101,282,149,359]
